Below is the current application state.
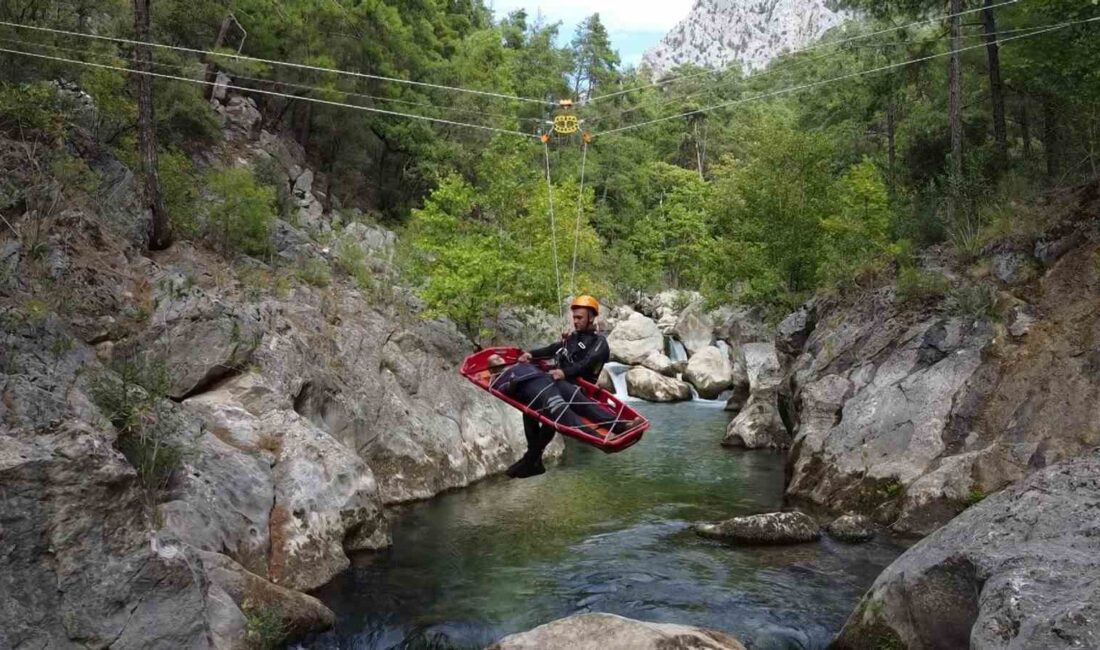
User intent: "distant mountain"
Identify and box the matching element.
[642,0,849,76]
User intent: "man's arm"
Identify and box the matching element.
[528,341,563,360]
[557,336,609,381]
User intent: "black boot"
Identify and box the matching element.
[508,452,545,479]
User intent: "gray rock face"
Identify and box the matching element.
[991,251,1033,284]
[786,233,1100,534]
[626,366,693,402]
[488,613,746,650]
[741,342,783,392]
[683,346,734,399]
[712,304,771,346]
[643,0,848,75]
[835,452,1100,650]
[722,394,789,449]
[607,312,664,364]
[826,514,876,543]
[695,511,821,545]
[775,304,816,357]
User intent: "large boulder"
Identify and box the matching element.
[626,366,693,402]
[834,452,1100,650]
[722,394,789,449]
[826,514,877,543]
[640,349,677,377]
[684,346,734,399]
[774,303,816,357]
[694,511,821,545]
[741,342,783,392]
[711,304,771,346]
[670,299,715,356]
[607,312,664,365]
[488,613,746,650]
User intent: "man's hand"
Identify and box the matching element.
[549,369,565,381]
[518,352,532,363]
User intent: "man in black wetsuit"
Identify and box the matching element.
[503,295,641,478]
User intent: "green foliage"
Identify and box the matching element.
[155,80,222,148]
[0,82,59,135]
[946,284,999,321]
[334,237,374,291]
[296,257,332,288]
[159,149,201,236]
[965,489,987,507]
[88,354,185,508]
[242,600,285,650]
[205,167,276,257]
[896,267,950,306]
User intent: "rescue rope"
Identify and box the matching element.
[543,140,565,324]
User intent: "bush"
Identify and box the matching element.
[896,266,950,306]
[159,149,200,236]
[155,80,222,148]
[0,82,59,135]
[946,284,999,321]
[242,600,285,650]
[88,354,186,508]
[296,257,332,287]
[206,167,276,257]
[334,237,374,290]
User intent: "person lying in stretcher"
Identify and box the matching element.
[487,352,641,479]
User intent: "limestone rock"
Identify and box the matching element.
[741,342,783,393]
[488,613,746,650]
[722,393,789,449]
[683,346,734,399]
[626,366,692,402]
[775,304,816,357]
[834,453,1100,650]
[670,300,714,355]
[991,251,1033,284]
[826,514,876,543]
[695,511,821,545]
[712,304,770,345]
[1007,303,1040,337]
[607,312,664,364]
[641,349,678,377]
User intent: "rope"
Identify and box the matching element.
[0,18,552,106]
[0,35,546,127]
[584,0,1022,104]
[543,141,564,323]
[595,15,1100,137]
[568,140,589,297]
[0,45,539,138]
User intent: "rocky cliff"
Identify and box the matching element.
[642,0,848,76]
[779,181,1100,537]
[0,93,558,648]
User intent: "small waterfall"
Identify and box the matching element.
[716,340,731,358]
[604,362,632,401]
[667,338,688,363]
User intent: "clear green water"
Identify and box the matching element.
[306,402,903,650]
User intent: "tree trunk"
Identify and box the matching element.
[947,0,963,221]
[1019,101,1032,158]
[134,0,170,250]
[887,99,897,196]
[982,0,1007,169]
[203,13,234,100]
[1042,96,1060,182]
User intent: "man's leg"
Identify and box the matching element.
[551,379,634,432]
[506,413,546,478]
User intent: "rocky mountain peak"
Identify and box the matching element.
[642,0,848,76]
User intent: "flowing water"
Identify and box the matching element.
[306,403,903,650]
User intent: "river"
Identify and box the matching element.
[306,401,903,649]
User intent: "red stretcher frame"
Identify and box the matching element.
[460,347,649,454]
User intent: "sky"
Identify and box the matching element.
[487,0,696,66]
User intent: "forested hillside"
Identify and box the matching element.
[2,0,1098,334]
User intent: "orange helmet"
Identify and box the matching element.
[571,295,600,314]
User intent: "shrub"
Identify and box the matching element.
[946,284,998,321]
[205,167,276,257]
[88,354,186,509]
[0,82,59,135]
[242,600,285,650]
[155,80,222,148]
[896,267,949,306]
[334,237,374,291]
[159,149,200,236]
[296,257,331,287]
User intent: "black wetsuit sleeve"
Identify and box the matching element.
[559,335,609,381]
[529,341,563,359]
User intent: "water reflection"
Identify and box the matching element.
[306,403,902,650]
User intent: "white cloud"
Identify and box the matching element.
[489,0,693,33]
